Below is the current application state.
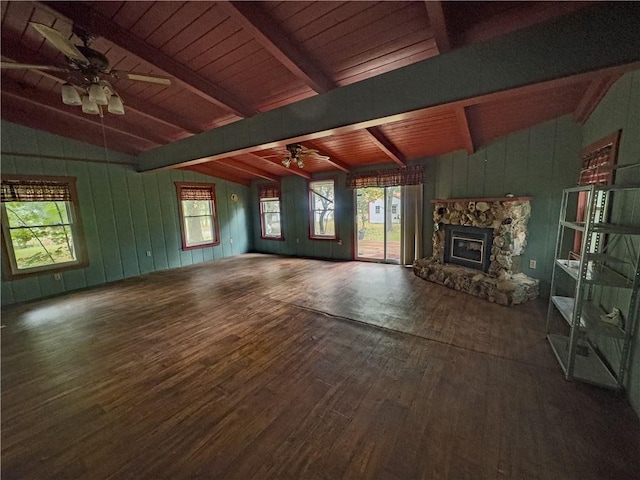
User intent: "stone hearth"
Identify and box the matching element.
[413,196,539,306]
[413,258,539,306]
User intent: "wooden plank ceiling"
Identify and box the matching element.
[0,1,610,185]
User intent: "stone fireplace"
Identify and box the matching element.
[413,196,539,306]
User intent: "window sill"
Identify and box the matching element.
[181,241,221,251]
[261,236,285,241]
[309,236,339,242]
[3,260,88,281]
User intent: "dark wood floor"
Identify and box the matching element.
[2,254,639,479]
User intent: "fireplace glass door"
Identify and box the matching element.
[355,186,402,263]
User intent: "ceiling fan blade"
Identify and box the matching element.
[111,70,172,85]
[0,61,68,72]
[314,154,331,161]
[30,23,89,64]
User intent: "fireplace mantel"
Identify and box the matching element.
[431,196,533,203]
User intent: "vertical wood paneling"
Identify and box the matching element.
[67,160,106,287]
[504,129,530,195]
[466,151,486,197]
[483,137,506,195]
[88,163,123,283]
[436,153,453,199]
[450,151,468,198]
[157,172,182,269]
[109,165,140,278]
[126,169,154,275]
[143,173,169,271]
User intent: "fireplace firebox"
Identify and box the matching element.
[444,225,493,272]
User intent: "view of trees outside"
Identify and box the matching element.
[4,201,76,269]
[182,199,214,246]
[261,199,281,237]
[356,186,402,261]
[310,180,335,236]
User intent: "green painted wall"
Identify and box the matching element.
[251,172,353,260]
[423,115,583,296]
[582,71,640,417]
[1,121,252,307]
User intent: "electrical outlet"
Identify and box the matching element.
[229,238,233,244]
[338,239,342,245]
[54,273,62,281]
[296,238,299,243]
[146,251,152,257]
[529,259,537,269]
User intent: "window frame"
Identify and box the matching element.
[259,196,284,241]
[175,182,221,251]
[1,174,88,279]
[308,178,338,241]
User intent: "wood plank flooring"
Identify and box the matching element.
[2,253,640,479]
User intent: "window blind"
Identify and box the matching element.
[258,184,281,199]
[179,186,213,201]
[346,166,423,189]
[1,179,72,202]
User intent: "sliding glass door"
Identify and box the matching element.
[355,186,402,263]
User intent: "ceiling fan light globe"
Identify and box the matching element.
[88,83,108,105]
[297,159,305,169]
[108,95,125,115]
[282,157,291,168]
[61,83,82,106]
[81,95,100,115]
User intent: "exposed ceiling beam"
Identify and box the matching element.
[41,1,259,118]
[246,152,312,180]
[219,1,335,94]
[221,1,403,167]
[424,1,452,53]
[1,37,201,136]
[454,107,475,154]
[574,75,621,124]
[304,141,351,173]
[365,127,406,166]
[185,164,251,187]
[216,159,280,182]
[137,4,640,171]
[2,78,161,148]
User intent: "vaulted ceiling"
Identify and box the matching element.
[0,1,625,185]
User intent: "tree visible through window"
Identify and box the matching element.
[309,179,336,239]
[1,176,87,277]
[175,183,220,249]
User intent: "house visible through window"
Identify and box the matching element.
[175,183,220,250]
[375,206,381,214]
[392,205,397,214]
[1,175,87,277]
[309,179,336,239]
[259,184,282,239]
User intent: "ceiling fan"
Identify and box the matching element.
[0,22,172,116]
[270,143,330,169]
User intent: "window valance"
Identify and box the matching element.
[346,166,423,189]
[1,179,72,202]
[258,184,281,199]
[179,186,213,201]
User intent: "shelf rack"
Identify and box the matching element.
[545,184,640,389]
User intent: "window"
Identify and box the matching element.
[309,179,336,239]
[375,206,381,214]
[1,175,87,277]
[175,183,220,250]
[259,184,282,240]
[392,205,398,214]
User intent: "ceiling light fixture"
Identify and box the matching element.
[88,82,108,105]
[282,143,307,169]
[61,83,82,106]
[81,95,100,115]
[107,94,125,115]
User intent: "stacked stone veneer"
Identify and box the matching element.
[413,197,539,306]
